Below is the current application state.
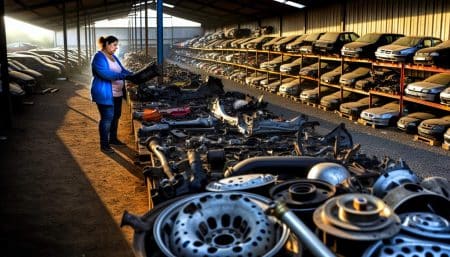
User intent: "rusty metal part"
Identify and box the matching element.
[147,137,176,182]
[268,201,336,257]
[363,234,450,257]
[400,212,450,241]
[153,192,292,257]
[313,194,401,241]
[270,179,336,229]
[307,162,351,186]
[420,176,450,200]
[211,98,239,126]
[383,183,450,219]
[206,174,276,193]
[224,156,329,178]
[270,179,336,213]
[372,166,420,198]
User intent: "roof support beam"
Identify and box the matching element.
[63,0,69,76]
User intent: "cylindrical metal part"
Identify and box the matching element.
[274,201,336,257]
[148,138,175,181]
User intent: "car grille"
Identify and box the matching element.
[421,123,435,129]
[378,49,393,54]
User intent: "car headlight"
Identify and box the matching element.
[421,89,430,93]
[342,47,348,51]
[430,52,440,57]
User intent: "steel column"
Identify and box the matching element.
[92,21,96,53]
[157,0,163,65]
[139,0,143,50]
[88,17,92,58]
[63,0,69,77]
[84,15,89,62]
[0,1,12,131]
[134,3,137,51]
[145,0,148,57]
[76,0,81,65]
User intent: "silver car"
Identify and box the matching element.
[405,73,450,102]
[439,86,450,105]
[375,36,442,62]
[279,79,302,96]
[360,102,401,126]
[299,85,334,102]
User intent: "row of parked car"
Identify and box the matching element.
[177,31,450,67]
[173,53,450,146]
[176,48,450,105]
[2,48,86,106]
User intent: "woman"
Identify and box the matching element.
[91,35,132,153]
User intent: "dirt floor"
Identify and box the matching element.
[0,71,148,257]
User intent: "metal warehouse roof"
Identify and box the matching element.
[4,0,324,30]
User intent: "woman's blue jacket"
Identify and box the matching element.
[90,51,132,105]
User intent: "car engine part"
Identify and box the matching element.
[372,163,420,198]
[153,192,294,257]
[383,183,450,218]
[307,162,351,186]
[269,179,336,229]
[206,173,276,195]
[362,234,450,257]
[268,201,336,257]
[420,176,450,200]
[313,193,401,256]
[399,212,450,241]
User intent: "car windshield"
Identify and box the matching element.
[356,33,381,43]
[392,37,422,47]
[436,40,450,48]
[319,33,339,41]
[424,73,450,85]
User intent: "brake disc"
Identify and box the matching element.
[206,174,276,194]
[313,193,401,256]
[399,212,450,241]
[362,234,450,257]
[153,192,292,257]
[372,168,420,198]
[420,176,450,200]
[383,183,450,218]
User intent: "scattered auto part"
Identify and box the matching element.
[313,194,401,256]
[270,179,336,228]
[420,176,450,200]
[399,212,450,241]
[383,183,450,218]
[268,200,336,257]
[372,161,420,198]
[206,173,276,195]
[362,234,450,257]
[153,192,292,257]
[307,162,351,186]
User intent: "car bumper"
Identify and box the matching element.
[418,127,445,139]
[440,94,450,105]
[413,56,435,65]
[405,89,437,101]
[397,122,417,133]
[375,53,407,62]
[341,50,361,58]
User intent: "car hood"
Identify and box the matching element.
[421,118,450,126]
[341,101,366,109]
[378,45,412,51]
[399,116,421,124]
[344,42,371,49]
[363,106,399,115]
[407,81,444,90]
[340,68,370,79]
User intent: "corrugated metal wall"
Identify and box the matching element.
[282,12,305,36]
[205,0,450,40]
[307,3,342,33]
[346,0,450,39]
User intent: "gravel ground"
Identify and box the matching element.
[172,61,450,180]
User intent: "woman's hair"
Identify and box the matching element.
[98,35,118,49]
